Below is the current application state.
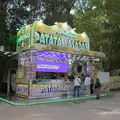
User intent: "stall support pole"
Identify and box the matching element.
[28,79,32,99]
[7,70,11,97]
[28,24,33,99]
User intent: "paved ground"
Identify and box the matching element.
[0,91,120,120]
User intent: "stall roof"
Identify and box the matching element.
[0,45,105,58]
[33,44,105,58]
[16,21,105,58]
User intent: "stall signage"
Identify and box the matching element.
[31,84,73,97]
[33,60,68,73]
[17,33,30,52]
[17,33,30,43]
[35,32,88,50]
[53,28,76,38]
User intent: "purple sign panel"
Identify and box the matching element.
[33,60,68,73]
[32,51,68,73]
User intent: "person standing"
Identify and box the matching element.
[73,75,81,97]
[90,78,94,94]
[95,78,101,100]
[84,75,91,95]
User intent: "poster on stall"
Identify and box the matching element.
[16,68,28,84]
[16,84,28,97]
[24,62,36,81]
[17,69,24,79]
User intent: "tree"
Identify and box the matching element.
[105,0,120,25]
[43,0,76,26]
[103,0,120,71]
[0,0,10,90]
[0,0,9,48]
[73,0,120,71]
[7,0,44,30]
[7,0,76,28]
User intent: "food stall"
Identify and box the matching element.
[13,21,105,99]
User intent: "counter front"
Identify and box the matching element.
[16,79,73,98]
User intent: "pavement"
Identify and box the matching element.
[0,91,120,120]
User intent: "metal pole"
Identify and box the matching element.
[28,24,33,99]
[100,46,103,71]
[28,51,33,99]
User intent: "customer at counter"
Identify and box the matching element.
[73,75,81,97]
[84,75,91,95]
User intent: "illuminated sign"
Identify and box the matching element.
[35,32,89,50]
[32,51,68,73]
[17,33,30,43]
[17,22,90,52]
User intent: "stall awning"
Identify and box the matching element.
[32,44,105,58]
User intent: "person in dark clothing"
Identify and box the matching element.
[81,73,85,83]
[94,78,101,100]
[90,78,94,94]
[68,74,74,82]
